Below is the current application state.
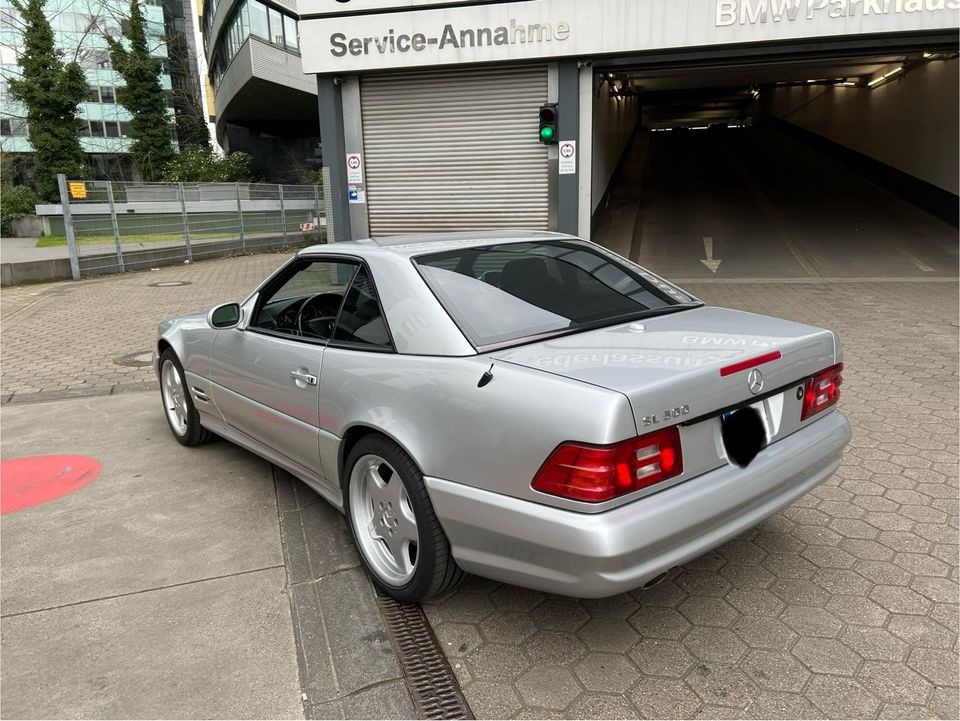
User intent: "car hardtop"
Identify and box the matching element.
[297,230,574,259]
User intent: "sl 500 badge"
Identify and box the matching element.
[643,405,690,427]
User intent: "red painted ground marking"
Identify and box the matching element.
[0,454,101,514]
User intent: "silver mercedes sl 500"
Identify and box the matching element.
[155,231,851,602]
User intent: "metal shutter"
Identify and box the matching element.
[361,65,549,236]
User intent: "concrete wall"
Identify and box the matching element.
[761,57,959,195]
[592,76,639,214]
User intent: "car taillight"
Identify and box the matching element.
[532,427,683,503]
[801,363,843,421]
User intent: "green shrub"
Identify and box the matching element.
[1,184,39,237]
[163,147,253,183]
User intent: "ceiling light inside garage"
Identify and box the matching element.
[868,66,903,87]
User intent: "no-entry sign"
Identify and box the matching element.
[559,141,576,175]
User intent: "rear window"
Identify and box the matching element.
[414,240,697,349]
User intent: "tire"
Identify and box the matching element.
[343,434,465,603]
[159,349,213,447]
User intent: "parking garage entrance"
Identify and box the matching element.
[589,37,959,279]
[298,0,959,276]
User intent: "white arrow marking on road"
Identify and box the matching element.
[701,236,722,273]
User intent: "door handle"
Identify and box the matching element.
[290,369,318,387]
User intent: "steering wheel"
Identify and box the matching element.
[296,292,343,338]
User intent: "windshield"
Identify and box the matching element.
[414,240,698,349]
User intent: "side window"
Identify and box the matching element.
[332,266,393,351]
[252,259,356,340]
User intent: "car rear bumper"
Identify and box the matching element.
[425,410,851,598]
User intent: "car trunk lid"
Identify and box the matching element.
[491,305,837,444]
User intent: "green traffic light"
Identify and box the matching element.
[540,126,555,141]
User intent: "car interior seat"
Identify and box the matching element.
[500,257,563,308]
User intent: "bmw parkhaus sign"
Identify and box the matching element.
[296,0,960,73]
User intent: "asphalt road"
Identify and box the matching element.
[597,126,958,280]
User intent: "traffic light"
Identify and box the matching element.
[539,104,558,144]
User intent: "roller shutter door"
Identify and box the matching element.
[361,65,549,236]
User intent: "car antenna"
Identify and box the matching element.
[477,363,494,388]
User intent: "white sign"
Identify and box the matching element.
[298,0,958,74]
[558,140,576,175]
[346,153,363,184]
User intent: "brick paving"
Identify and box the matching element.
[424,281,959,720]
[0,254,286,401]
[1,257,957,719]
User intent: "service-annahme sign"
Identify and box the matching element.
[297,0,959,74]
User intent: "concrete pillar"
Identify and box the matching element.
[317,75,352,242]
[557,60,580,236]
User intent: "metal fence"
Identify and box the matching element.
[41,175,329,279]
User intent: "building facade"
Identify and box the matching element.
[294,0,959,242]
[0,0,177,183]
[201,0,320,181]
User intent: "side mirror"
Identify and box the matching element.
[208,302,241,329]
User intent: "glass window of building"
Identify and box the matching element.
[283,14,297,52]
[120,121,131,137]
[89,120,104,136]
[99,86,115,103]
[249,0,267,40]
[238,1,249,37]
[105,121,120,137]
[87,86,100,102]
[267,6,283,45]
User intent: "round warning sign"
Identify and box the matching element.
[559,140,577,174]
[346,153,363,183]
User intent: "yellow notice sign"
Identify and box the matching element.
[68,181,86,199]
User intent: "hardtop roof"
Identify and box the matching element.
[298,230,575,258]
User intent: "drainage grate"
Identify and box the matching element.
[376,593,474,720]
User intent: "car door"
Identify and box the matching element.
[315,264,398,483]
[210,257,357,484]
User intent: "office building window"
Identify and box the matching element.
[100,86,116,103]
[89,120,104,136]
[267,6,283,45]
[249,0,267,40]
[283,14,297,51]
[211,0,300,87]
[105,121,120,137]
[1,118,29,136]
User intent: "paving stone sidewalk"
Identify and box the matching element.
[426,280,960,720]
[1,255,957,720]
[0,254,286,402]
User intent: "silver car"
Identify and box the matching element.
[155,231,851,603]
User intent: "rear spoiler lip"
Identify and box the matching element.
[680,377,807,427]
